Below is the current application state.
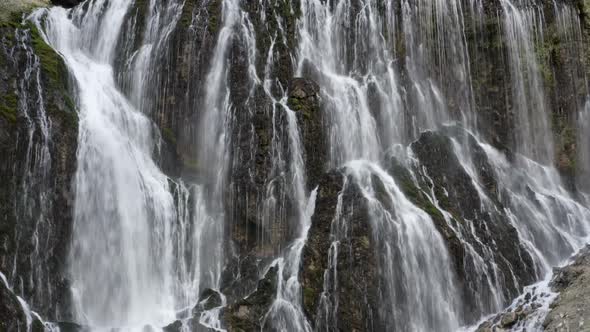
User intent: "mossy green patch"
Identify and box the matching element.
[0,0,49,26]
[207,0,222,34]
[178,0,195,29]
[183,156,201,174]
[552,111,577,174]
[535,26,561,87]
[28,23,68,90]
[389,161,448,223]
[0,91,18,123]
[161,126,177,145]
[303,286,317,309]
[288,97,301,110]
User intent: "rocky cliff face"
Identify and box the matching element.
[1,0,590,331]
[0,6,78,323]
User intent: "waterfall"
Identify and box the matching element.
[500,0,554,163]
[296,0,465,329]
[6,0,590,330]
[37,1,179,327]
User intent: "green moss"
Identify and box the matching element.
[0,0,49,27]
[535,26,561,87]
[552,111,577,173]
[0,105,17,123]
[288,97,301,110]
[183,157,201,173]
[256,127,270,147]
[303,286,316,308]
[178,0,195,29]
[390,164,448,223]
[26,22,79,129]
[161,126,177,145]
[63,94,76,112]
[207,0,222,34]
[0,91,18,123]
[359,235,370,250]
[0,11,24,29]
[28,23,68,90]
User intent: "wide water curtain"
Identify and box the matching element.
[9,0,590,331]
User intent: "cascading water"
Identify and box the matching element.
[5,0,590,330]
[296,0,590,330]
[36,1,180,328]
[500,0,554,163]
[296,0,466,329]
[8,26,54,312]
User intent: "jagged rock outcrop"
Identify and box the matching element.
[288,77,326,189]
[300,170,380,331]
[0,277,45,332]
[406,128,536,320]
[222,265,278,331]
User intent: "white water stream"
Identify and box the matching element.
[13,0,590,331]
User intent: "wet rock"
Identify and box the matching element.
[543,245,590,331]
[0,19,78,321]
[193,288,223,315]
[220,253,265,303]
[405,128,535,321]
[475,320,493,332]
[300,169,380,331]
[500,312,518,328]
[163,320,184,332]
[0,278,29,332]
[287,78,325,189]
[53,321,90,332]
[162,316,214,332]
[222,265,278,331]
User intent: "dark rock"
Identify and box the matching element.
[193,288,223,315]
[163,320,184,332]
[405,128,536,321]
[50,0,84,8]
[287,77,326,190]
[53,321,90,332]
[220,253,265,304]
[300,169,380,331]
[0,278,29,332]
[0,20,78,321]
[222,265,278,332]
[500,312,518,328]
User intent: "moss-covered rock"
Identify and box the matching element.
[0,0,49,25]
